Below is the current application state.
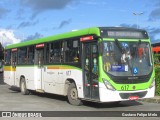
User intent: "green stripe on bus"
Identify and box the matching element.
[5,65,82,71]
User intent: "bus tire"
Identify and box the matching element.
[20,78,30,95]
[67,83,82,106]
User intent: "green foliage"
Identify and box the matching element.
[154,54,160,65]
[155,67,160,96]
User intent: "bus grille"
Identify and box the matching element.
[108,74,151,84]
[119,91,147,99]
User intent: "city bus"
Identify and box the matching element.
[4,27,155,105]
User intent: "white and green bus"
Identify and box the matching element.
[4,27,155,105]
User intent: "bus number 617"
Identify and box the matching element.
[121,85,129,91]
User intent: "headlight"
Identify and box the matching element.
[103,78,116,91]
[149,77,155,88]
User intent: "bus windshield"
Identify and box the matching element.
[102,41,153,76]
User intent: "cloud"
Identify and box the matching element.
[119,23,137,28]
[52,18,72,29]
[80,0,107,6]
[146,27,160,42]
[6,25,14,30]
[0,7,9,18]
[149,8,160,21]
[17,20,39,29]
[0,29,21,46]
[21,0,74,19]
[148,1,160,21]
[58,18,72,29]
[24,32,43,41]
[154,0,160,6]
[119,23,160,42]
[16,8,25,20]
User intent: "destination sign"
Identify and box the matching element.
[100,28,149,39]
[107,31,143,38]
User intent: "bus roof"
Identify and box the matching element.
[99,27,147,32]
[5,27,100,49]
[5,27,148,49]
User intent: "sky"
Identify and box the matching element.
[0,0,160,46]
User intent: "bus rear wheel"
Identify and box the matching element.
[67,83,82,106]
[20,78,30,95]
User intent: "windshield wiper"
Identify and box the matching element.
[114,39,122,53]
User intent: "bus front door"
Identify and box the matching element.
[11,51,17,86]
[83,42,99,100]
[36,48,44,91]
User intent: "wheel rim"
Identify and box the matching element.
[70,88,78,100]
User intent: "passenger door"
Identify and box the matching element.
[82,42,99,100]
[35,44,45,91]
[11,49,17,86]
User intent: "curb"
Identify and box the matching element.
[138,97,160,103]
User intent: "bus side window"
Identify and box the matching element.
[28,46,34,64]
[46,43,50,63]
[73,40,79,63]
[18,47,27,64]
[49,41,62,63]
[64,40,79,63]
[49,43,54,63]
[5,50,11,65]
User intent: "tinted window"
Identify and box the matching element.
[18,47,27,64]
[28,46,35,64]
[64,40,80,63]
[5,50,11,65]
[49,41,62,63]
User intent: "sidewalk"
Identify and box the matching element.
[139,96,160,103]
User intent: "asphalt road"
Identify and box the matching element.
[0,73,160,120]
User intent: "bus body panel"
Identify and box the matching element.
[4,66,16,86]
[16,66,36,90]
[43,66,84,97]
[4,71,12,86]
[5,65,84,98]
[58,68,84,97]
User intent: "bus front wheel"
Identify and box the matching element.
[20,78,30,95]
[67,83,82,106]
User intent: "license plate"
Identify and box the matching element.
[129,96,139,100]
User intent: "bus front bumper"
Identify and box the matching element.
[99,83,155,102]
